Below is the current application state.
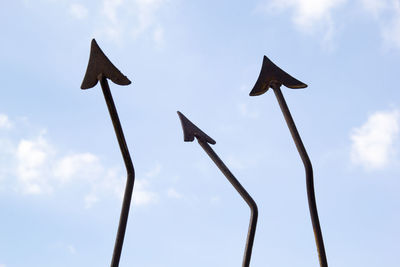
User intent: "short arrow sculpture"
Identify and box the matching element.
[250,56,328,267]
[81,39,135,267]
[177,111,258,267]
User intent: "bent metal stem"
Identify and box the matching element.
[250,56,328,267]
[271,84,327,267]
[177,111,258,267]
[81,39,135,267]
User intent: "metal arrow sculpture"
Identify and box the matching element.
[177,111,258,267]
[81,39,135,267]
[249,55,328,267]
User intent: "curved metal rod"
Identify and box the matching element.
[272,84,327,267]
[99,75,135,267]
[198,140,258,267]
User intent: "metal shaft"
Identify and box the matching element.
[99,75,135,267]
[198,140,258,267]
[272,85,328,267]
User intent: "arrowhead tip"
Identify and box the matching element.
[80,38,131,89]
[177,111,216,145]
[249,55,307,96]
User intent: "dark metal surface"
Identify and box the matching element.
[177,111,258,267]
[81,39,135,267]
[250,56,328,267]
[81,39,131,90]
[249,55,307,96]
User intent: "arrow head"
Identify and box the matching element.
[177,111,216,145]
[249,55,307,96]
[81,39,131,89]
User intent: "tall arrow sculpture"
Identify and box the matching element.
[249,56,328,267]
[177,111,258,267]
[81,39,135,267]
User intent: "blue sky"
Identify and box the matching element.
[1,0,400,266]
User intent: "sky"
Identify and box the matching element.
[1,0,400,266]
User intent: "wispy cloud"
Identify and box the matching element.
[360,0,400,49]
[381,1,400,49]
[237,103,259,119]
[0,115,158,208]
[67,244,77,255]
[145,163,162,178]
[16,134,54,194]
[53,153,103,184]
[0,114,12,129]
[84,193,99,209]
[360,0,389,17]
[153,25,165,47]
[261,0,346,46]
[167,187,183,199]
[23,0,169,45]
[95,0,169,44]
[68,3,88,20]
[350,109,400,170]
[260,0,400,50]
[133,179,159,205]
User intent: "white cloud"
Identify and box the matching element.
[350,109,400,170]
[272,0,345,28]
[0,114,158,208]
[133,179,158,205]
[266,0,346,38]
[0,264,6,267]
[0,114,12,129]
[53,153,102,183]
[132,0,166,38]
[360,0,400,49]
[95,0,168,44]
[261,0,400,49]
[12,133,122,204]
[16,135,54,194]
[128,163,161,205]
[69,3,88,20]
[102,0,124,24]
[381,1,400,49]
[167,187,182,199]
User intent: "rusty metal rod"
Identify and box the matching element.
[99,74,135,267]
[272,84,327,267]
[198,139,258,267]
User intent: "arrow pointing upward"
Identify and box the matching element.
[177,111,258,267]
[177,111,216,144]
[81,39,131,89]
[250,56,328,267]
[249,55,306,96]
[81,39,135,267]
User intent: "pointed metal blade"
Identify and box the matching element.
[177,111,216,145]
[81,39,131,89]
[249,55,307,96]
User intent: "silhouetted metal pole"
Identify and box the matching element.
[250,56,328,267]
[81,39,135,267]
[178,111,258,267]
